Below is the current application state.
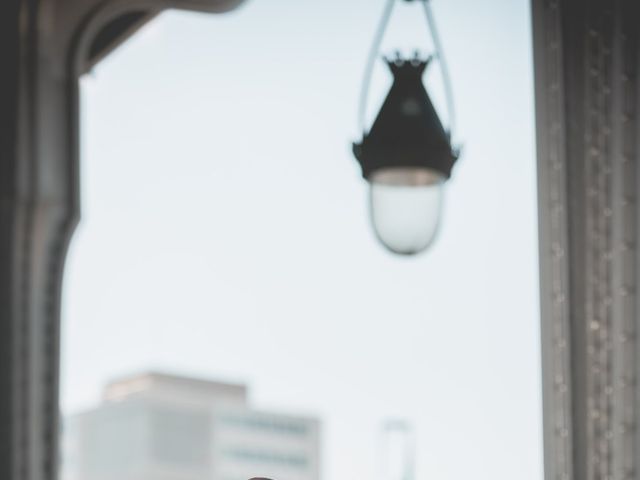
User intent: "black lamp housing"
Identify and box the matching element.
[353,56,458,179]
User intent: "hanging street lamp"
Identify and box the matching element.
[353,0,459,256]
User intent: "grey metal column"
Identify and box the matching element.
[532,0,640,479]
[0,1,243,479]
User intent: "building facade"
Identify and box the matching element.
[62,373,320,480]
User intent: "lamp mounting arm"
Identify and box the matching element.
[357,0,457,144]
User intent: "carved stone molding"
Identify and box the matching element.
[532,0,640,479]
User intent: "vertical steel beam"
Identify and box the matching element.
[532,0,640,479]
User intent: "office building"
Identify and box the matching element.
[62,372,320,480]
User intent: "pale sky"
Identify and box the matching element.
[61,1,542,479]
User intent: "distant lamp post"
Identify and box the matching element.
[353,0,459,255]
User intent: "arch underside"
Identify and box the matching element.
[85,10,157,71]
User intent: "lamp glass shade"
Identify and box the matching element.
[369,167,444,255]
